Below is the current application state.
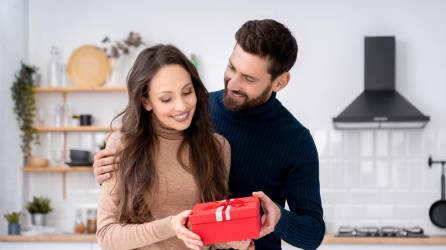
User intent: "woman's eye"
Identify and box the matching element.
[160,98,171,103]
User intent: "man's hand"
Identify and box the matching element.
[93,149,117,184]
[252,191,281,238]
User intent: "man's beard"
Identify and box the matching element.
[223,78,272,112]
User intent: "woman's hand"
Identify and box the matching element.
[171,210,204,250]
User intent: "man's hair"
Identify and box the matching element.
[235,19,298,80]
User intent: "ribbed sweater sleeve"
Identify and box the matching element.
[274,129,325,250]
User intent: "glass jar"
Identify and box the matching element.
[86,208,97,234]
[74,209,85,234]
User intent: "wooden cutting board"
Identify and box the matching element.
[67,45,111,87]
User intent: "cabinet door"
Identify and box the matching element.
[0,243,92,250]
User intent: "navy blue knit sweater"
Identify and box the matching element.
[209,90,325,250]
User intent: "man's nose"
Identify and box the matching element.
[227,74,242,91]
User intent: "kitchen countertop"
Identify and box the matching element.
[1,234,446,244]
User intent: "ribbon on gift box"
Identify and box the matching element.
[203,199,246,222]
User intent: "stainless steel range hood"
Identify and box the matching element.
[333,36,430,129]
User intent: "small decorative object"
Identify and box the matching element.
[26,155,49,168]
[67,45,111,87]
[3,211,22,235]
[11,63,40,163]
[188,196,261,244]
[26,196,53,226]
[101,32,146,86]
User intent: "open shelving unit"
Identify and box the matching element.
[22,86,126,199]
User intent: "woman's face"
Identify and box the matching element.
[143,64,197,131]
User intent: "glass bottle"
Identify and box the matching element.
[47,46,61,87]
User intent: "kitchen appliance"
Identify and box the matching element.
[336,226,428,238]
[333,36,430,129]
[428,156,446,228]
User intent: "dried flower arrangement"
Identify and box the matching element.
[101,31,145,58]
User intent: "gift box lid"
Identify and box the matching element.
[188,196,260,225]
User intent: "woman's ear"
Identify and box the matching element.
[141,97,152,111]
[272,72,290,92]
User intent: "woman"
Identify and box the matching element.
[96,45,250,250]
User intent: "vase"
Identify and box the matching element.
[31,213,47,226]
[8,223,21,235]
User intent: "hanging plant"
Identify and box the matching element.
[10,62,39,163]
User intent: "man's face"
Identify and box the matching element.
[223,44,274,111]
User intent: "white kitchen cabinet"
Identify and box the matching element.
[0,242,93,250]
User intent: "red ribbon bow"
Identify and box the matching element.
[203,199,246,221]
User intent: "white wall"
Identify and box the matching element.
[0,0,28,233]
[1,0,446,236]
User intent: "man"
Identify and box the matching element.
[94,19,324,249]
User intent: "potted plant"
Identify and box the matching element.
[11,62,39,163]
[3,212,22,235]
[26,196,53,226]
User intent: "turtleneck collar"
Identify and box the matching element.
[151,115,184,140]
[215,90,280,121]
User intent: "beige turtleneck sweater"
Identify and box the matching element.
[96,120,230,250]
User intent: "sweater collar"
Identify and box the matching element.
[152,115,184,140]
[215,90,280,120]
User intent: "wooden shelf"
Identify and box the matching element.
[22,166,93,173]
[33,86,126,93]
[34,126,112,132]
[22,167,93,199]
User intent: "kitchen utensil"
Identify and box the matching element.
[67,45,111,87]
[428,156,446,228]
[79,114,93,126]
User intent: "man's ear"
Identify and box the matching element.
[141,97,152,111]
[272,72,290,92]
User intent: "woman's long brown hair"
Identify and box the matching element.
[111,44,229,224]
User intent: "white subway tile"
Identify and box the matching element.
[334,205,364,219]
[381,190,413,204]
[350,189,381,204]
[346,160,361,188]
[407,130,423,158]
[365,205,394,218]
[321,189,351,205]
[376,160,389,188]
[329,160,346,188]
[329,130,344,158]
[345,131,360,159]
[390,131,406,157]
[360,130,374,157]
[375,130,389,157]
[360,160,376,188]
[390,160,409,188]
[393,205,428,220]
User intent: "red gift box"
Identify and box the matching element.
[188,196,261,244]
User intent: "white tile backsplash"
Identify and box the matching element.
[319,128,446,235]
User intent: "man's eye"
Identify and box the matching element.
[244,76,255,83]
